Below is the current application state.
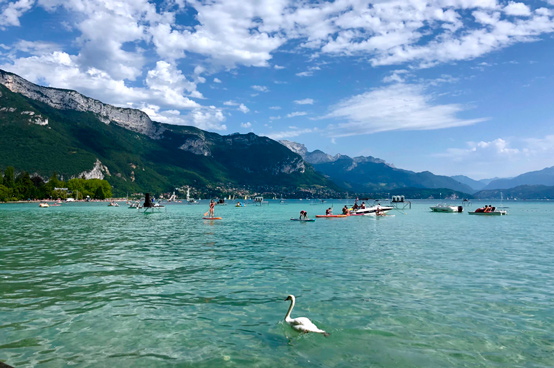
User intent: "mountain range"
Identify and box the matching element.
[280,140,475,194]
[2,68,553,199]
[0,69,340,198]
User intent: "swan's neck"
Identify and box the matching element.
[285,297,295,321]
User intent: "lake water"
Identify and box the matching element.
[1,200,553,367]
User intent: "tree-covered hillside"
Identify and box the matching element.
[0,83,342,198]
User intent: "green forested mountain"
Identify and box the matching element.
[280,140,475,195]
[0,74,341,198]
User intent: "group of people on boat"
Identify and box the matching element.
[351,200,366,211]
[475,205,496,213]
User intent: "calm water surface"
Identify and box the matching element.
[1,200,553,367]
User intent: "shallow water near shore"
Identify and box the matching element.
[1,199,554,367]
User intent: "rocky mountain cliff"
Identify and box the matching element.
[0,69,160,138]
[0,70,341,197]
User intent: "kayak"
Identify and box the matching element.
[203,217,222,220]
[315,214,348,218]
[290,218,315,222]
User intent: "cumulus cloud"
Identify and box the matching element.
[504,2,531,16]
[145,61,202,108]
[150,1,286,68]
[241,122,252,128]
[294,98,314,105]
[238,103,250,113]
[0,0,34,28]
[324,83,487,137]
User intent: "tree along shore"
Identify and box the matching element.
[1,166,112,202]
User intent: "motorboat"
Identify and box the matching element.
[39,202,49,208]
[469,208,507,216]
[350,204,393,215]
[430,203,463,213]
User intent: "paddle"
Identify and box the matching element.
[204,210,209,216]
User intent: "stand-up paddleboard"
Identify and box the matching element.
[203,217,222,220]
[290,218,315,222]
[315,214,348,218]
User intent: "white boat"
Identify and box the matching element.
[469,209,507,216]
[430,203,463,213]
[350,204,393,215]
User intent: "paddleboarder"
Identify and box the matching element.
[209,199,215,217]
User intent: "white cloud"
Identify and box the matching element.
[138,103,227,131]
[150,1,286,68]
[504,2,531,16]
[296,71,313,77]
[224,101,249,113]
[240,122,252,128]
[269,106,281,110]
[383,70,409,83]
[264,127,316,140]
[238,103,250,113]
[286,111,307,118]
[274,64,285,69]
[294,98,314,105]
[145,61,202,108]
[252,85,269,92]
[433,136,554,178]
[0,0,34,28]
[213,77,222,83]
[324,83,487,137]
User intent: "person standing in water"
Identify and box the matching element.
[209,199,215,217]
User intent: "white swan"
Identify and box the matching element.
[284,295,329,337]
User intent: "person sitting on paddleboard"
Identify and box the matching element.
[209,199,215,217]
[326,207,332,215]
[300,210,307,219]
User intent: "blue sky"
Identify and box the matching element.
[1,0,554,180]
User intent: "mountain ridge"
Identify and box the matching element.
[483,166,554,190]
[281,140,474,194]
[0,70,341,198]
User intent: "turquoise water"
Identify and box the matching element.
[1,200,553,367]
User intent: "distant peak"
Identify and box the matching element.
[280,140,307,156]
